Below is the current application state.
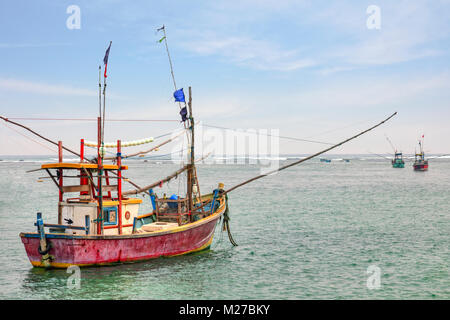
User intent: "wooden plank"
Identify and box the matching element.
[34,223,87,231]
[62,185,90,193]
[45,169,63,193]
[102,185,118,192]
[41,163,128,170]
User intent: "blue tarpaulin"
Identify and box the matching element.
[173,88,185,102]
[180,106,188,122]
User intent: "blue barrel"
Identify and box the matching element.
[167,194,178,209]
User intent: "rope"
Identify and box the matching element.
[223,193,238,246]
[2,122,57,153]
[202,123,335,146]
[224,112,398,194]
[4,117,179,122]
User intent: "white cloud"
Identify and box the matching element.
[291,72,450,112]
[0,78,97,97]
[317,0,450,68]
[0,43,71,48]
[182,34,315,71]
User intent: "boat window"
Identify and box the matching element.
[103,207,118,225]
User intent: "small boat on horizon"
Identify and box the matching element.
[392,152,405,168]
[320,158,331,163]
[413,138,428,171]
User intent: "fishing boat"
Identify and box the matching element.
[18,85,233,268]
[385,135,404,168]
[391,152,405,168]
[320,158,331,163]
[413,139,428,171]
[2,28,398,269]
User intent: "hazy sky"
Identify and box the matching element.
[1,0,449,156]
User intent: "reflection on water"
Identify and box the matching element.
[19,245,236,299]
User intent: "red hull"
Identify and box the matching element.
[413,164,428,171]
[20,214,221,268]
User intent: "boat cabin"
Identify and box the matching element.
[37,138,221,237]
[41,161,142,236]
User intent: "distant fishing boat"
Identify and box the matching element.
[413,138,428,171]
[320,158,331,163]
[385,135,404,168]
[343,159,350,163]
[391,152,405,168]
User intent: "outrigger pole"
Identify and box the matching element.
[121,112,398,196]
[385,134,397,153]
[0,116,147,193]
[224,112,398,194]
[0,116,84,159]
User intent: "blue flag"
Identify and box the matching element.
[173,88,185,103]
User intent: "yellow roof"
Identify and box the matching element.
[41,163,128,170]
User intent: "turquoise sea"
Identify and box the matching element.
[0,155,449,299]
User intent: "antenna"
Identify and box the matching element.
[157,25,184,110]
[385,134,396,153]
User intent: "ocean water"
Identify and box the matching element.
[0,155,449,299]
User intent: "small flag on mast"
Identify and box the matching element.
[103,41,112,78]
[180,107,188,122]
[158,36,166,43]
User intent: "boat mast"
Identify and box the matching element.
[187,87,194,219]
[97,64,104,235]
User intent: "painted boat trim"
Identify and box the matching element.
[20,198,226,241]
[41,163,128,170]
[28,236,214,268]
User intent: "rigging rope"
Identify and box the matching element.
[223,193,238,246]
[2,122,57,153]
[201,123,335,146]
[4,117,179,122]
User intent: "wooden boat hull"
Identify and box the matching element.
[413,163,428,171]
[392,161,405,168]
[413,160,428,171]
[20,207,224,268]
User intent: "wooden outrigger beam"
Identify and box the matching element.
[122,164,190,196]
[0,116,88,161]
[44,169,63,193]
[224,112,398,194]
[121,152,211,196]
[1,116,146,193]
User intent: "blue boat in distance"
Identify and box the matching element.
[320,158,331,163]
